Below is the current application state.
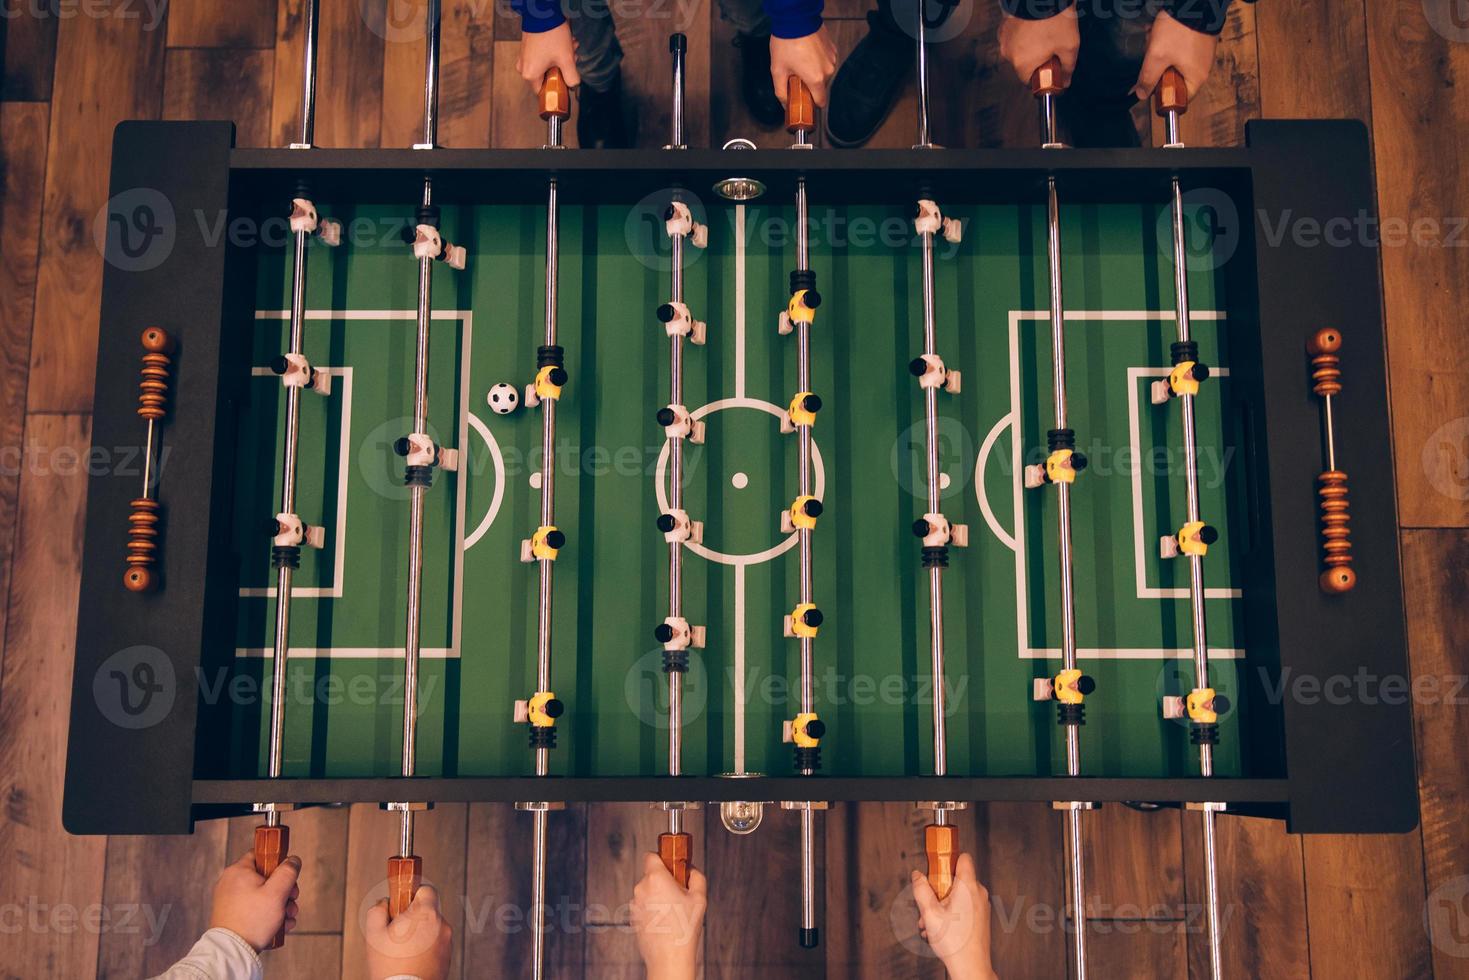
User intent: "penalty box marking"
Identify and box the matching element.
[978,310,1243,661]
[237,309,474,661]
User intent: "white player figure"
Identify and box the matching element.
[657,301,707,345]
[657,508,703,545]
[273,512,325,550]
[655,615,706,651]
[664,201,708,249]
[914,511,969,549]
[910,353,960,394]
[289,197,342,246]
[409,223,467,270]
[487,382,520,416]
[914,199,963,244]
[396,432,460,472]
[271,352,331,395]
[657,403,705,444]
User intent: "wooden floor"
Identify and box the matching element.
[2,1,1467,976]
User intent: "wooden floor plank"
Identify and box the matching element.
[614,0,712,148]
[462,801,588,977]
[95,824,230,977]
[165,0,276,49]
[702,803,820,978]
[1402,529,1469,975]
[975,802,1067,979]
[1,3,60,100]
[0,103,48,678]
[1175,2,1259,148]
[25,1,166,413]
[1082,804,1184,920]
[1256,0,1372,121]
[1303,832,1431,979]
[340,802,469,980]
[0,414,107,979]
[226,805,352,934]
[1181,814,1309,980]
[1365,0,1469,526]
[163,46,275,147]
[438,0,496,148]
[1081,925,1186,980]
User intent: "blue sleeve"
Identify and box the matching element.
[764,0,824,39]
[512,0,565,33]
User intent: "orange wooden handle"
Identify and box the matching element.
[254,824,290,950]
[387,855,423,920]
[1154,67,1188,117]
[540,68,571,120]
[1031,56,1063,97]
[786,76,815,134]
[925,824,957,901]
[658,831,692,889]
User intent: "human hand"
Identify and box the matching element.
[363,885,453,980]
[1133,10,1221,102]
[518,22,581,90]
[770,28,838,108]
[911,854,997,980]
[630,852,707,980]
[207,850,300,952]
[998,6,1080,89]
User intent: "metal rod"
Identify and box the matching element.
[794,171,819,944]
[296,0,320,148]
[918,220,947,779]
[532,808,548,980]
[1166,115,1224,980]
[914,2,932,148]
[421,0,441,148]
[668,195,685,801]
[671,34,687,149]
[1040,89,1089,977]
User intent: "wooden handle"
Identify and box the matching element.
[387,855,423,920]
[786,76,815,134]
[1153,67,1189,117]
[1030,56,1063,96]
[254,824,290,949]
[924,824,957,901]
[659,831,692,889]
[539,68,570,120]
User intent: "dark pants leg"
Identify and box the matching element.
[567,0,622,93]
[1062,0,1155,147]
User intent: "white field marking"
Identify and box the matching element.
[731,471,749,489]
[975,411,1017,552]
[735,203,747,399]
[734,563,747,775]
[241,309,473,661]
[1006,310,1241,662]
[463,411,506,550]
[654,397,826,567]
[1126,366,1241,600]
[529,472,542,489]
[240,366,352,599]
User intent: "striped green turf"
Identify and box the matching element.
[217,197,1249,781]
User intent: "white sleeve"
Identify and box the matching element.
[148,928,263,980]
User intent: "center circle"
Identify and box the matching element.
[654,397,826,566]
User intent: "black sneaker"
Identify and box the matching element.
[577,71,637,148]
[825,11,915,148]
[735,32,785,128]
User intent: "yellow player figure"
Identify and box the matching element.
[1186,687,1227,724]
[528,525,566,561]
[527,690,563,728]
[787,495,823,531]
[787,712,825,747]
[1052,668,1094,705]
[783,392,822,432]
[1151,360,1210,404]
[786,602,823,638]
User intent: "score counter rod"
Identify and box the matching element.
[1156,66,1225,980]
[1307,329,1356,593]
[1027,56,1092,980]
[256,0,341,949]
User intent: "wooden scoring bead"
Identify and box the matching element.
[658,831,692,889]
[254,824,291,949]
[925,823,958,901]
[786,76,815,134]
[539,68,570,121]
[1153,67,1189,117]
[1317,471,1355,593]
[123,498,160,591]
[387,854,423,920]
[138,328,174,422]
[1031,56,1063,97]
[1306,328,1343,397]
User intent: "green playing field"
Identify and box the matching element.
[217,195,1249,783]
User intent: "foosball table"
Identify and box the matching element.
[65,6,1416,976]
